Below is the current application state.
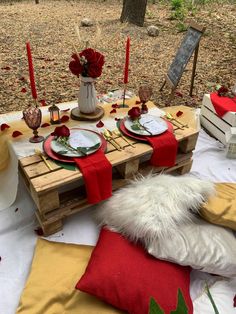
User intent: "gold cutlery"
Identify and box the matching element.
[104,129,123,150]
[103,131,122,151]
[165,112,188,129]
[113,129,135,148]
[35,148,54,171]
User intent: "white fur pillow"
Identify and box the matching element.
[148,218,236,277]
[96,174,215,247]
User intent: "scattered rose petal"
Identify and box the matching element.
[34,227,44,236]
[21,87,27,93]
[1,66,10,70]
[1,123,10,131]
[112,103,119,108]
[40,99,46,106]
[175,91,183,97]
[135,100,141,104]
[110,109,117,114]
[115,117,121,121]
[12,130,23,138]
[96,120,104,128]
[15,208,19,212]
[60,108,70,112]
[43,92,46,96]
[176,111,183,117]
[41,123,50,128]
[41,66,45,69]
[45,58,55,62]
[234,295,236,307]
[60,115,69,123]
[60,76,67,79]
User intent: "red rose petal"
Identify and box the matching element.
[1,123,10,131]
[34,227,44,236]
[110,109,117,114]
[12,131,23,138]
[176,111,183,117]
[21,87,27,93]
[112,103,119,108]
[40,99,46,106]
[60,108,70,112]
[96,120,104,128]
[41,123,50,128]
[60,115,69,123]
[175,91,183,97]
[135,100,141,104]
[234,295,236,307]
[15,208,19,212]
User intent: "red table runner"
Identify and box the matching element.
[210,93,236,117]
[74,149,112,204]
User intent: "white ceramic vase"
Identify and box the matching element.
[78,76,97,114]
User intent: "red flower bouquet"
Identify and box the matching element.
[69,48,105,78]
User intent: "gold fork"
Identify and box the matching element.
[113,129,135,148]
[103,131,122,151]
[35,149,53,171]
[104,129,123,150]
[165,112,188,129]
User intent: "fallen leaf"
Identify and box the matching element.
[15,208,19,212]
[175,91,183,97]
[1,66,10,70]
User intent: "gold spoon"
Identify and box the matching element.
[104,129,123,150]
[113,129,135,148]
[103,131,122,151]
[35,149,53,171]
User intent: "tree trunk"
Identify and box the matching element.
[120,0,148,27]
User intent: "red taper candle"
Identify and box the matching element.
[124,37,130,84]
[26,42,37,100]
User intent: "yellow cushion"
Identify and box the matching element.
[200,183,236,231]
[17,238,125,314]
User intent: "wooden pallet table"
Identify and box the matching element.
[19,104,199,235]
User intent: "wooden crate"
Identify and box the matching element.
[19,105,199,236]
[200,94,236,145]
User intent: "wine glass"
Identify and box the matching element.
[23,106,44,143]
[138,85,153,114]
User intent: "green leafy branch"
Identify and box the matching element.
[56,136,100,156]
[131,119,154,136]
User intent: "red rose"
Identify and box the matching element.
[128,106,141,120]
[51,125,70,137]
[69,53,83,76]
[217,86,229,96]
[87,65,102,78]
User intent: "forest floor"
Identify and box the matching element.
[0,0,235,114]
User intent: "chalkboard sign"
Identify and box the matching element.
[166,22,205,90]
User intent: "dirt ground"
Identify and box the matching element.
[0,0,235,114]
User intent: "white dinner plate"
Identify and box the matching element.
[124,114,168,136]
[51,129,102,157]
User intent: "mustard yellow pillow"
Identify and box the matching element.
[200,183,236,231]
[17,238,125,314]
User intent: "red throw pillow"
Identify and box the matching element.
[76,228,193,314]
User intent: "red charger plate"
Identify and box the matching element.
[43,128,107,164]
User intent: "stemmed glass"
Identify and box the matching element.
[138,85,153,114]
[23,105,44,143]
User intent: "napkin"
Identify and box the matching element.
[145,130,178,167]
[73,149,112,204]
[210,93,236,117]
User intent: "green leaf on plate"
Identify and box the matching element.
[149,297,164,314]
[131,124,142,131]
[57,150,68,155]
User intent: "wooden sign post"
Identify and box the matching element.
[160,22,206,100]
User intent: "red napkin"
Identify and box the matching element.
[74,149,112,204]
[210,93,236,117]
[145,130,178,167]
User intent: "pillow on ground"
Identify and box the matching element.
[96,174,215,247]
[200,182,236,231]
[17,238,124,314]
[76,228,193,314]
[148,218,236,277]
